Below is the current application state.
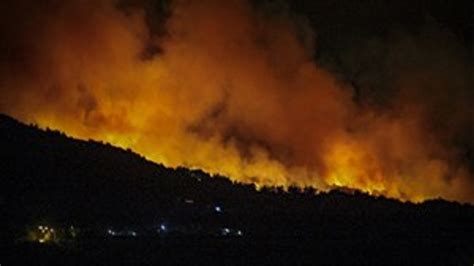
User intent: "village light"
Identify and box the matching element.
[221,227,231,236]
[107,229,116,236]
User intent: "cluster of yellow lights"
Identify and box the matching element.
[36,225,56,243]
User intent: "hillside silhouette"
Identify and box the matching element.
[1,113,473,265]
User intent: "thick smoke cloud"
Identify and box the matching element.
[0,0,472,202]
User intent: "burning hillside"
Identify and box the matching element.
[0,0,473,202]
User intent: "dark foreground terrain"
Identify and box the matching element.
[4,236,471,266]
[1,113,473,265]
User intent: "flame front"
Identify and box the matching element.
[1,0,473,203]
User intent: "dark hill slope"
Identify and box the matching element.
[1,113,473,264]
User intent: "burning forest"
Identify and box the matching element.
[1,0,473,204]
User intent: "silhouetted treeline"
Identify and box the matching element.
[1,113,473,265]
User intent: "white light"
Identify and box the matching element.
[237,230,243,236]
[160,224,166,231]
[214,206,222,212]
[222,228,230,235]
[38,226,43,230]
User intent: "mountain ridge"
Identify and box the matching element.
[1,113,473,264]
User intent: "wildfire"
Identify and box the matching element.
[0,0,472,203]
